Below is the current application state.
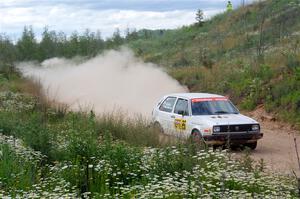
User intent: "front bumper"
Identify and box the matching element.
[202,131,263,145]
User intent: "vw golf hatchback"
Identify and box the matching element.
[152,93,263,149]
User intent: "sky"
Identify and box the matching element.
[0,0,253,40]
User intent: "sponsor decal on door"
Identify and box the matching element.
[174,118,186,130]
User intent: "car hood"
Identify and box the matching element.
[191,114,258,126]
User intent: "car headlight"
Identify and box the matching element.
[213,126,221,133]
[252,124,260,131]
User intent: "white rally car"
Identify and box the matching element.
[152,93,263,149]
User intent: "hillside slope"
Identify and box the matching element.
[0,0,299,127]
[127,0,300,127]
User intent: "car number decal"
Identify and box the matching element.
[174,119,186,130]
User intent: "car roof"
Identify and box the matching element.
[166,93,225,99]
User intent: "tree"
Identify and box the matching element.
[66,31,79,57]
[125,27,139,42]
[94,30,104,54]
[78,29,104,57]
[256,5,268,62]
[111,28,124,46]
[78,29,92,56]
[16,26,38,60]
[39,27,58,61]
[125,27,130,40]
[56,31,67,56]
[0,34,17,65]
[195,9,204,26]
[0,34,17,79]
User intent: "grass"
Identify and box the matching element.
[0,74,298,198]
[1,133,297,198]
[0,143,38,192]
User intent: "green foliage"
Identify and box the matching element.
[0,34,17,66]
[124,0,300,126]
[0,79,298,197]
[1,0,300,194]
[16,26,39,61]
[286,53,300,71]
[38,27,59,60]
[0,27,106,63]
[0,143,40,194]
[265,71,300,125]
[195,9,204,26]
[0,88,164,163]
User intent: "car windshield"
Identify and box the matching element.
[191,98,239,115]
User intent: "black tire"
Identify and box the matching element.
[230,144,243,151]
[153,122,164,133]
[191,129,202,142]
[191,130,208,149]
[244,141,257,150]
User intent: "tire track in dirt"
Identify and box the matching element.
[243,107,300,174]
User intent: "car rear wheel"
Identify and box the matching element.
[153,122,164,133]
[244,141,257,150]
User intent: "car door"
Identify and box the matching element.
[173,98,190,137]
[157,96,177,134]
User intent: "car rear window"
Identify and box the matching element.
[159,97,176,113]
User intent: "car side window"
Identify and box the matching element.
[159,97,177,113]
[174,98,189,115]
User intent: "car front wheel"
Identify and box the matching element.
[191,129,202,141]
[244,141,257,150]
[191,130,208,149]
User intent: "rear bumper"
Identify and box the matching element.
[203,132,263,145]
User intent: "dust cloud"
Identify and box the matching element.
[18,48,187,117]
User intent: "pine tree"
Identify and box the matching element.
[16,26,38,60]
[195,9,204,26]
[39,27,58,61]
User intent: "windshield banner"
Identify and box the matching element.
[191,97,228,103]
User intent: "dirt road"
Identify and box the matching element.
[159,107,300,174]
[243,107,300,174]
